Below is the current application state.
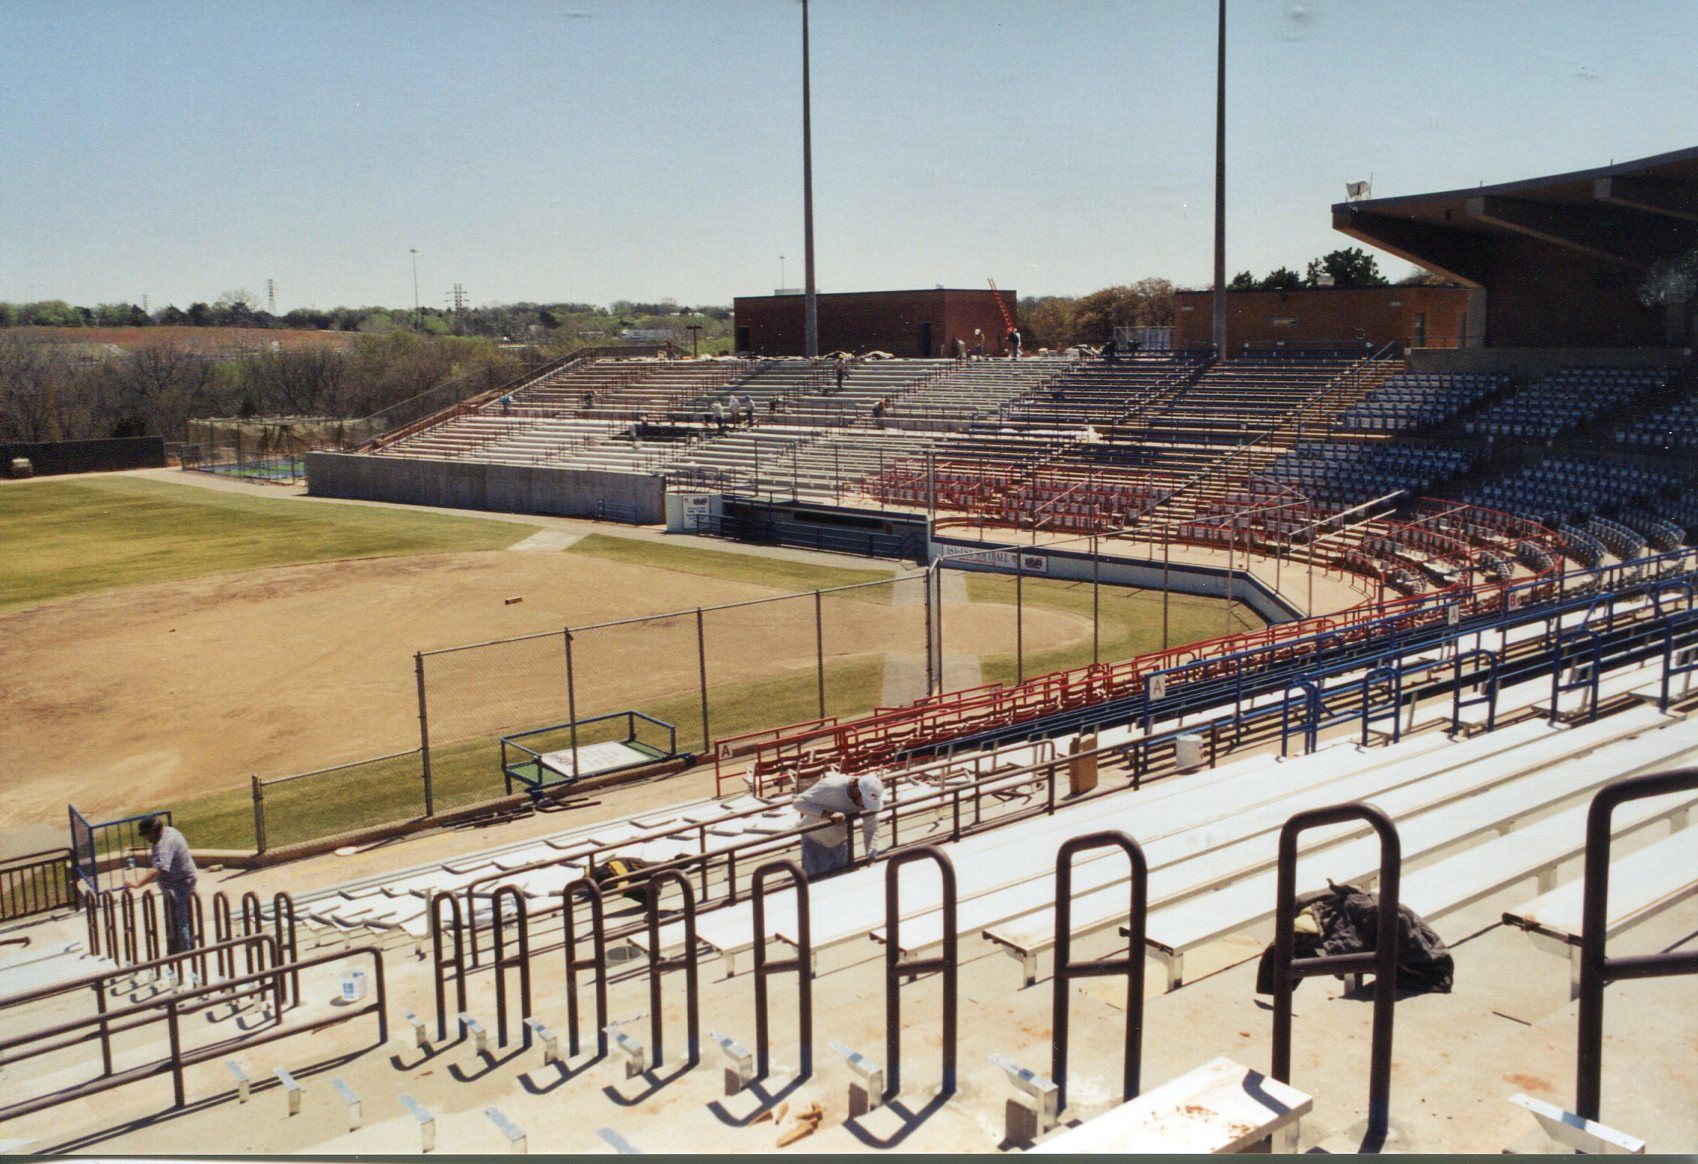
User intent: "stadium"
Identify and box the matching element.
[5,6,1698,1159]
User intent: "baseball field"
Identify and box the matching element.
[0,473,1259,851]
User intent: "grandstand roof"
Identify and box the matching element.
[1332,145,1698,287]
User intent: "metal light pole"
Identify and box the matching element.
[801,0,819,357]
[687,324,703,358]
[409,248,421,333]
[1211,0,1227,359]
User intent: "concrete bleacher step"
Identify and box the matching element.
[1503,810,1698,992]
[884,718,1563,970]
[1029,1057,1311,1154]
[636,729,1463,969]
[1133,709,1698,989]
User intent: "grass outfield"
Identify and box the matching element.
[0,476,529,610]
[565,532,894,594]
[965,572,1264,686]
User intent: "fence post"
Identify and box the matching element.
[1016,559,1024,685]
[1092,535,1101,665]
[696,609,711,752]
[564,630,580,779]
[815,590,826,719]
[924,565,937,697]
[414,652,434,818]
[251,775,267,856]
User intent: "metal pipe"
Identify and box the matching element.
[562,878,609,1058]
[429,892,467,1044]
[490,886,532,1049]
[1575,768,1698,1121]
[1052,831,1147,1111]
[751,860,813,1079]
[1271,801,1402,1139]
[883,845,957,1097]
[645,869,700,1069]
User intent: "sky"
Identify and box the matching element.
[3,0,1696,312]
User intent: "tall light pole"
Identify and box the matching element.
[1211,0,1227,360]
[409,248,421,333]
[801,0,819,357]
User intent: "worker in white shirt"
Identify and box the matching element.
[793,770,885,879]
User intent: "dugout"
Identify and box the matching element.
[681,496,929,562]
[1,436,165,477]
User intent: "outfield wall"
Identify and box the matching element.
[305,451,665,523]
[930,534,1305,625]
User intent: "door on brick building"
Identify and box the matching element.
[736,326,751,353]
[916,322,933,356]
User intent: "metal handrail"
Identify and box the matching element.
[751,860,813,1080]
[1271,802,1402,1141]
[883,845,957,1097]
[1051,830,1147,1111]
[0,943,384,1121]
[645,869,700,1070]
[1575,768,1698,1122]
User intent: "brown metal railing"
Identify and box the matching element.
[1052,830,1147,1112]
[0,847,74,923]
[0,942,383,1121]
[644,869,700,1070]
[751,859,813,1079]
[883,845,957,1098]
[561,877,609,1058]
[1575,768,1698,1122]
[1270,802,1402,1143]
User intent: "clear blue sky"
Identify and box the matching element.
[2,1,1694,312]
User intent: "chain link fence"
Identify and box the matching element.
[215,545,1263,853]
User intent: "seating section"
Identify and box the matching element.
[1616,378,1698,453]
[1459,454,1687,529]
[1464,366,1673,440]
[1254,440,1474,510]
[1334,370,1508,433]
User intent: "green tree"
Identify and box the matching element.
[1228,271,1256,291]
[1304,247,1387,288]
[1260,266,1303,291]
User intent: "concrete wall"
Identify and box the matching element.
[306,451,665,523]
[930,535,1305,625]
[2,436,166,476]
[1173,285,1471,352]
[1407,346,1690,377]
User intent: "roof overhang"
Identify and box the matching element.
[1333,145,1698,283]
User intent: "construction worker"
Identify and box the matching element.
[972,329,986,359]
[1007,327,1022,360]
[794,770,885,878]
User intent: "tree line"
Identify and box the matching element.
[0,293,736,349]
[0,331,528,445]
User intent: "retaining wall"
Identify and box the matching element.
[305,451,665,523]
[930,534,1305,625]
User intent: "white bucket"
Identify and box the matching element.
[339,969,368,1003]
[1174,733,1205,772]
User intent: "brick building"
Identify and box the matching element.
[1172,285,1473,353]
[732,288,1016,357]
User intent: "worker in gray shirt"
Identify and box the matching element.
[793,770,885,879]
[136,816,198,954]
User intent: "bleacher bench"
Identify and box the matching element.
[1029,1057,1310,1154]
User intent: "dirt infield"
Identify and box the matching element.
[0,549,1090,829]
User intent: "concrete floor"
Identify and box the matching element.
[7,754,1697,1156]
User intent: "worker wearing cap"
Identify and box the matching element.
[135,815,198,954]
[793,770,885,879]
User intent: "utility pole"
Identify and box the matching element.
[450,283,468,313]
[801,0,819,357]
[1211,0,1228,360]
[265,279,277,314]
[409,248,421,332]
[687,323,703,358]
